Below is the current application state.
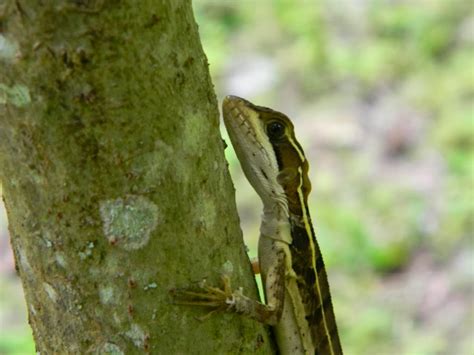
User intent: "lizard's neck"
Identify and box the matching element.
[260,202,292,244]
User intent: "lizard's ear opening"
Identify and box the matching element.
[277,168,299,188]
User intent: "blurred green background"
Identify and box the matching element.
[1,1,473,354]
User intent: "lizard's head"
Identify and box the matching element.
[222,96,311,216]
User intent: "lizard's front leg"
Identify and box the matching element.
[172,248,287,326]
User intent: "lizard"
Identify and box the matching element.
[175,96,343,355]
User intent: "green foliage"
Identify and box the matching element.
[315,185,421,272]
[0,330,35,355]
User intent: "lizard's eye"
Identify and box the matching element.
[267,121,285,139]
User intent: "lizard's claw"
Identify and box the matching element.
[171,275,235,319]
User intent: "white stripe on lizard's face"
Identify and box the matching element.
[223,96,287,211]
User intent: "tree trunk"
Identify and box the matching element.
[0,1,274,353]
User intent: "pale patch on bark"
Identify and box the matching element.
[55,253,67,268]
[100,195,159,250]
[18,248,33,276]
[43,282,58,303]
[0,34,19,60]
[29,304,37,316]
[99,285,117,305]
[97,342,124,355]
[124,324,146,348]
[0,83,31,107]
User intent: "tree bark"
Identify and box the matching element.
[0,0,274,353]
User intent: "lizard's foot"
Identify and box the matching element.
[171,275,237,320]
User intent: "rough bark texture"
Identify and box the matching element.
[0,1,274,353]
